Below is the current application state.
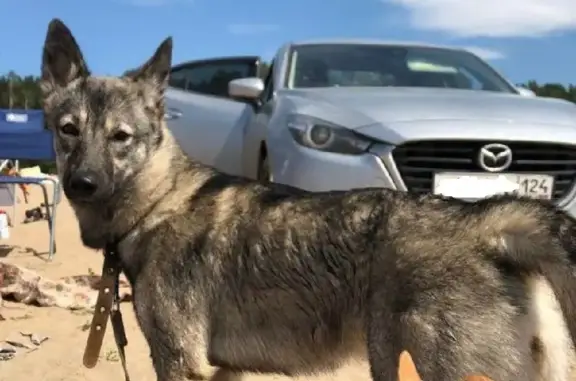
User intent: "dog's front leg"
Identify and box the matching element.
[366,257,404,381]
[133,289,226,380]
[145,320,239,381]
[154,367,242,381]
[366,289,403,381]
[154,367,241,381]
[208,369,242,381]
[147,332,218,381]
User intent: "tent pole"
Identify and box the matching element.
[13,160,18,222]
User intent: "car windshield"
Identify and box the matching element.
[286,43,515,93]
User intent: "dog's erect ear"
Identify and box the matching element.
[40,18,90,96]
[125,37,173,97]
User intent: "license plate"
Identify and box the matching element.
[433,172,554,200]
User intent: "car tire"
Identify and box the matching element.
[257,155,273,183]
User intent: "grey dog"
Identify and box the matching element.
[40,18,576,381]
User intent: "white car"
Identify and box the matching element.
[165,39,576,218]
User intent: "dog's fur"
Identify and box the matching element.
[41,18,576,381]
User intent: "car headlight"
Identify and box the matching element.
[286,114,372,155]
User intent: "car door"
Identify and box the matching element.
[165,57,260,176]
[242,60,277,180]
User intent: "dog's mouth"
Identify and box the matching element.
[69,197,100,206]
[64,187,116,206]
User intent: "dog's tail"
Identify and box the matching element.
[480,199,576,346]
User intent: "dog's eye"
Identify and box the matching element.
[60,123,79,137]
[111,130,132,142]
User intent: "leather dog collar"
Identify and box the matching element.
[82,243,130,381]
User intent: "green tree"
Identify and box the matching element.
[520,80,576,103]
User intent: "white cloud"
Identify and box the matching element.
[385,0,576,37]
[227,24,279,35]
[462,46,505,60]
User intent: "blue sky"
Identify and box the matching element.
[2,0,575,84]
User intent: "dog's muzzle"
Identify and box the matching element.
[64,169,111,202]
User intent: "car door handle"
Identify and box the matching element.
[164,108,182,120]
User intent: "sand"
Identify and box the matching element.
[0,183,370,381]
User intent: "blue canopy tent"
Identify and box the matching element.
[0,109,55,160]
[0,109,60,259]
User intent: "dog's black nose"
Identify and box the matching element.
[68,171,99,197]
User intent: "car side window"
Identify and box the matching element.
[168,68,188,90]
[169,61,255,98]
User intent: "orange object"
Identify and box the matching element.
[398,351,422,381]
[2,167,30,203]
[397,350,494,381]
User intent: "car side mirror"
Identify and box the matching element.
[516,87,536,97]
[228,77,264,100]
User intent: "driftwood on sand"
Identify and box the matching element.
[0,261,131,311]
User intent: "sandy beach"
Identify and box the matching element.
[0,183,370,381]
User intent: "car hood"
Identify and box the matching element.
[279,87,576,144]
[281,87,576,125]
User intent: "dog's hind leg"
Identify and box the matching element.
[405,303,533,381]
[366,304,465,381]
[367,284,530,381]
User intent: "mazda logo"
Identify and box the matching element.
[478,143,512,172]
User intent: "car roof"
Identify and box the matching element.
[285,39,465,52]
[170,55,261,71]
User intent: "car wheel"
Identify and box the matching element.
[257,155,273,183]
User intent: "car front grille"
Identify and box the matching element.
[391,140,576,201]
